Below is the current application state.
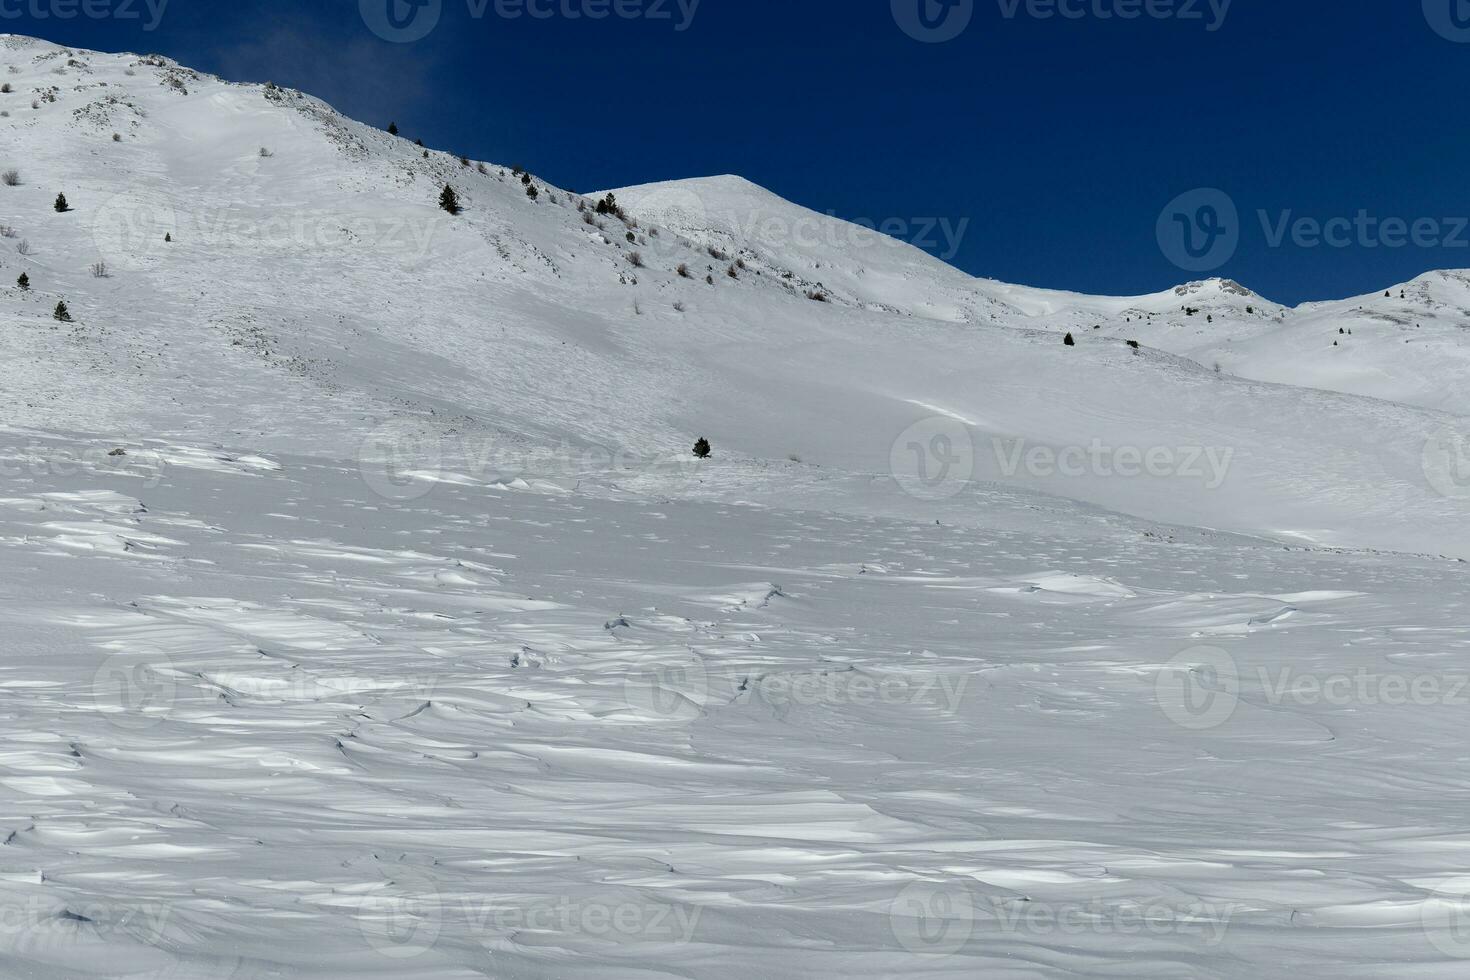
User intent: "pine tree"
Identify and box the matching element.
[439,185,461,215]
[16,272,28,291]
[388,122,399,136]
[53,300,71,322]
[53,193,69,212]
[693,438,712,459]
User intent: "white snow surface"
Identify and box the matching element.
[2,33,1470,978]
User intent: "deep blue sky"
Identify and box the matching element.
[9,0,1470,304]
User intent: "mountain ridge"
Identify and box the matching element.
[3,34,1469,559]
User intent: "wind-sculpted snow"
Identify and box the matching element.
[2,427,1470,978]
[5,34,1470,978]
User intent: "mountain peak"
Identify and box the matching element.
[1173,278,1258,300]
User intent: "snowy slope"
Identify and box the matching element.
[0,34,1466,556]
[1197,270,1470,414]
[5,33,1470,980]
[9,427,1470,980]
[613,176,1470,415]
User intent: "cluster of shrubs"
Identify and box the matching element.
[595,193,626,221]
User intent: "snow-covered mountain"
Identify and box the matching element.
[2,34,1468,556]
[5,34,1470,979]
[611,175,1470,414]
